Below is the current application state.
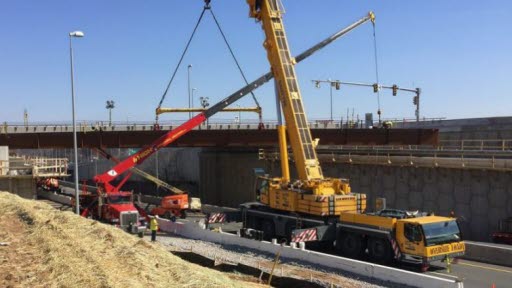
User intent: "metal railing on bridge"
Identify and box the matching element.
[0,117,450,134]
[0,119,365,134]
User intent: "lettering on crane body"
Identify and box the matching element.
[133,147,155,163]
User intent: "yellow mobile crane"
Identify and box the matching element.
[242,0,464,271]
[248,0,362,216]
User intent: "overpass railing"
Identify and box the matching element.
[0,119,364,133]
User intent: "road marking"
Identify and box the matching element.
[459,262,512,274]
[430,272,460,279]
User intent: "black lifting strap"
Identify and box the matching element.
[156,0,261,120]
[156,4,209,113]
[208,8,261,109]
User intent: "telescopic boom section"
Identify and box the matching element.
[94,114,206,187]
[95,9,374,190]
[249,0,322,181]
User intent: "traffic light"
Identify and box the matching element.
[373,83,379,93]
[392,85,398,96]
[335,82,340,90]
[413,96,419,105]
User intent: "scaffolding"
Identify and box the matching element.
[0,157,68,177]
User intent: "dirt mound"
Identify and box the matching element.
[0,192,258,288]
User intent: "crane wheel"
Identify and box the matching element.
[340,233,363,259]
[368,237,392,264]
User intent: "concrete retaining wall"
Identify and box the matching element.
[198,150,511,242]
[199,150,261,207]
[157,218,463,288]
[333,165,511,242]
[0,177,36,199]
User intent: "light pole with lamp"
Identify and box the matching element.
[313,79,341,122]
[106,100,115,126]
[187,64,192,119]
[69,30,84,215]
[200,96,210,126]
[237,104,241,123]
[192,87,197,111]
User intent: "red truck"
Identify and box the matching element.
[74,189,147,236]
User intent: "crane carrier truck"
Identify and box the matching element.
[236,0,465,271]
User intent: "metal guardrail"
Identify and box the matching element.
[324,139,512,153]
[0,121,355,133]
[0,117,450,134]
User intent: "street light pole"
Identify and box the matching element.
[237,104,241,123]
[200,96,210,126]
[69,30,84,215]
[329,82,333,121]
[106,100,115,126]
[192,88,197,114]
[187,64,192,119]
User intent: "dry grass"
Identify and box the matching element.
[0,192,259,288]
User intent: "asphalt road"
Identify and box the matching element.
[426,258,511,288]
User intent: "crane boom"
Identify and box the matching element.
[93,147,185,194]
[250,0,321,181]
[94,10,375,190]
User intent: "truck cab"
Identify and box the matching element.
[396,216,465,264]
[77,191,147,236]
[102,192,147,235]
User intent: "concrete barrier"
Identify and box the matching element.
[37,190,72,205]
[158,218,463,288]
[463,241,512,267]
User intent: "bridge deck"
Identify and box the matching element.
[1,127,438,149]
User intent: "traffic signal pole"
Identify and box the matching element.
[312,80,421,123]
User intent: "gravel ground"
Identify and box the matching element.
[146,232,410,288]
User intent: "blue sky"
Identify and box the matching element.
[1,1,510,123]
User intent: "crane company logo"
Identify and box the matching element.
[430,245,450,255]
[133,147,154,163]
[451,242,464,251]
[107,170,117,177]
